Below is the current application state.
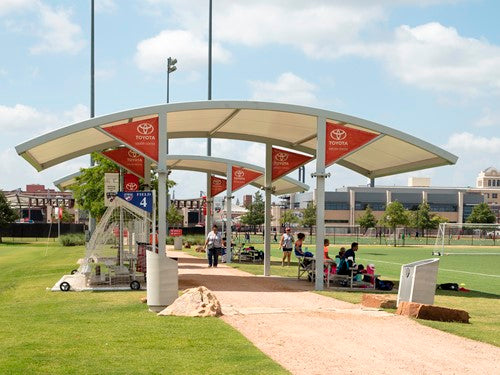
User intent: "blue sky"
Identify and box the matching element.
[1,0,499,200]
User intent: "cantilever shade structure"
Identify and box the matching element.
[16,100,458,298]
[54,155,309,195]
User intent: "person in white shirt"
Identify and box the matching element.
[204,225,222,268]
[279,227,294,267]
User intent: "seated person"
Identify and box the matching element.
[344,242,364,276]
[294,233,313,258]
[324,239,336,275]
[324,239,333,261]
[335,247,346,267]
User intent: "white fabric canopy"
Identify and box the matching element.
[16,100,457,176]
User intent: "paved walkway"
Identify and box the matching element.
[171,250,500,375]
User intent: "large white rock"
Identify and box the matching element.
[158,286,222,317]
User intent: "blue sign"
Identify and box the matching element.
[117,191,153,213]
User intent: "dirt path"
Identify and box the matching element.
[171,250,500,375]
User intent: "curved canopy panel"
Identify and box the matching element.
[17,100,458,178]
[54,155,309,195]
[53,171,81,191]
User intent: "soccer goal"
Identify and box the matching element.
[433,222,500,256]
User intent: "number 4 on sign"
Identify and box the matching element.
[140,197,148,208]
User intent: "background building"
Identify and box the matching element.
[2,184,76,223]
[470,167,500,222]
[286,177,484,226]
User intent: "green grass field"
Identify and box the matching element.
[0,241,288,375]
[187,242,500,346]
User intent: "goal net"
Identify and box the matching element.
[433,222,500,256]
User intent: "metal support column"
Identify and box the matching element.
[158,111,168,255]
[314,116,327,290]
[264,143,272,276]
[226,163,233,263]
[205,175,212,237]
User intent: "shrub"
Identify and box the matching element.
[59,233,86,246]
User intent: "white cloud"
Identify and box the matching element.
[0,1,85,55]
[0,103,88,135]
[475,108,500,128]
[351,22,500,96]
[95,0,116,13]
[30,3,85,54]
[439,132,500,186]
[249,72,318,106]
[137,2,500,96]
[444,132,500,154]
[0,0,36,16]
[135,29,231,73]
[0,147,89,191]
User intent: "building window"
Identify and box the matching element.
[485,193,490,198]
[429,203,457,212]
[488,179,492,186]
[354,202,386,211]
[493,193,498,199]
[325,202,349,210]
[494,180,497,187]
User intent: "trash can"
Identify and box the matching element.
[173,236,183,250]
[397,258,439,306]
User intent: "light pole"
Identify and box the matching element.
[167,57,177,103]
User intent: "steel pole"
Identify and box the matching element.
[264,143,272,276]
[314,116,327,290]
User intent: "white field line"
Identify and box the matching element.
[361,258,500,279]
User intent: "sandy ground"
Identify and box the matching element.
[170,250,500,375]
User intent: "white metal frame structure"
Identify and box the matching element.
[16,100,458,306]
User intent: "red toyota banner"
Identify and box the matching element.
[101,147,145,178]
[123,173,140,192]
[101,117,159,162]
[325,123,379,167]
[272,147,313,181]
[210,176,227,197]
[232,166,262,192]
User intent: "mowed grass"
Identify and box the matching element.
[0,241,288,375]
[187,242,500,347]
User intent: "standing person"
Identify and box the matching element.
[204,225,222,268]
[279,227,294,266]
[273,231,278,242]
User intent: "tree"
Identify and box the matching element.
[410,202,447,244]
[378,201,410,246]
[71,153,174,221]
[166,205,183,228]
[280,210,299,227]
[0,191,17,243]
[301,202,316,236]
[466,203,496,223]
[240,191,265,233]
[60,209,75,223]
[357,204,377,232]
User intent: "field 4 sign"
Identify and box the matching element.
[117,191,153,213]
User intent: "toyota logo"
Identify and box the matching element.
[136,122,154,135]
[235,170,245,178]
[330,129,347,140]
[213,179,222,186]
[275,152,289,162]
[126,182,138,191]
[128,150,140,158]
